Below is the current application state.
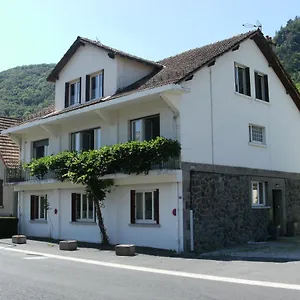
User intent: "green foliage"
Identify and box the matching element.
[0,64,55,118]
[274,17,300,88]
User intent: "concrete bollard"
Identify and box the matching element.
[59,240,77,251]
[12,235,26,244]
[115,244,136,256]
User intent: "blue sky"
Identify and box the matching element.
[0,0,299,72]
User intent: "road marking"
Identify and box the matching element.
[23,256,48,260]
[0,246,299,291]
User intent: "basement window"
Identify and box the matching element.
[130,115,160,141]
[251,181,267,206]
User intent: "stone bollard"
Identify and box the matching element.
[12,235,26,244]
[115,244,136,256]
[59,240,77,251]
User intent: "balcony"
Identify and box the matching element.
[5,158,181,184]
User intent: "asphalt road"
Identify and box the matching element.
[0,244,300,299]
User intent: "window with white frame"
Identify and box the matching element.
[71,128,101,151]
[86,72,103,101]
[249,125,266,145]
[30,195,47,220]
[65,79,81,108]
[71,193,95,222]
[255,71,269,102]
[130,115,160,141]
[234,63,251,96]
[32,139,49,159]
[251,181,267,206]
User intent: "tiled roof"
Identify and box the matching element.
[21,29,300,124]
[0,117,20,167]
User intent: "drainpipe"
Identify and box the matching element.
[209,66,215,168]
[189,168,195,252]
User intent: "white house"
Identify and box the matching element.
[3,30,300,252]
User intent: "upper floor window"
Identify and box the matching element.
[130,115,160,141]
[86,71,103,101]
[249,125,266,145]
[234,63,251,96]
[255,72,269,102]
[251,181,267,207]
[71,128,101,152]
[65,78,81,108]
[32,139,49,159]
[30,195,47,220]
[71,193,95,222]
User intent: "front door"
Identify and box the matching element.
[272,189,284,235]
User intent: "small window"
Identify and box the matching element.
[130,115,160,141]
[255,72,269,102]
[251,181,266,206]
[32,139,49,159]
[249,125,265,145]
[71,193,95,222]
[235,63,251,96]
[65,79,81,108]
[71,128,101,151]
[30,195,47,220]
[86,72,103,101]
[130,189,159,224]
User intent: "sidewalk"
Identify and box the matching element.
[200,237,300,262]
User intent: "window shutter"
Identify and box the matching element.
[30,195,35,220]
[71,193,77,222]
[65,83,70,108]
[245,67,251,96]
[154,189,159,224]
[255,72,259,99]
[86,75,90,102]
[264,75,269,102]
[79,77,82,104]
[130,190,136,224]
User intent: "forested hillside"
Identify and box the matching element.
[0,64,55,118]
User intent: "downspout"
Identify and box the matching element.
[176,181,180,252]
[189,168,195,252]
[209,66,215,168]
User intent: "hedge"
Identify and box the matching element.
[0,217,18,238]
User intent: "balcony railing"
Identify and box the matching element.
[5,158,181,183]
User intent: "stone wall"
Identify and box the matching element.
[192,172,270,251]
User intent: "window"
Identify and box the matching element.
[234,63,251,96]
[251,181,266,206]
[249,125,265,145]
[0,180,3,207]
[65,79,81,108]
[71,128,101,151]
[86,72,103,101]
[130,189,159,224]
[71,193,95,222]
[255,72,269,102]
[30,195,47,220]
[32,139,49,159]
[130,115,160,141]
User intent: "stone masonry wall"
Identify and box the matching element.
[192,172,269,251]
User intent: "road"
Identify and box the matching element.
[0,242,300,299]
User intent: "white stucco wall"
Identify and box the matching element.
[19,182,183,251]
[181,39,300,173]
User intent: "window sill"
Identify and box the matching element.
[248,142,267,148]
[70,221,97,226]
[255,98,270,105]
[252,205,271,209]
[129,223,160,228]
[235,92,252,100]
[29,220,48,224]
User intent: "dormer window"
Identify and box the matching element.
[65,78,81,108]
[86,71,103,101]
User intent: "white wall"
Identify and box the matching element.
[19,182,182,251]
[181,39,300,173]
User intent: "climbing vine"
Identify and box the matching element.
[25,137,181,244]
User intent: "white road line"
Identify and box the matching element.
[0,246,299,291]
[23,256,48,260]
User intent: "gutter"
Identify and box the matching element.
[2,84,189,135]
[189,168,195,252]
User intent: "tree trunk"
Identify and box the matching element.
[94,199,109,245]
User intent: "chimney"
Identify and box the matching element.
[265,35,277,52]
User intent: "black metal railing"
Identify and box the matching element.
[5,158,181,183]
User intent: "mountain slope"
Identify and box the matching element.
[274,16,300,85]
[0,64,55,118]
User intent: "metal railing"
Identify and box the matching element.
[5,158,181,183]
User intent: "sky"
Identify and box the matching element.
[0,0,299,72]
